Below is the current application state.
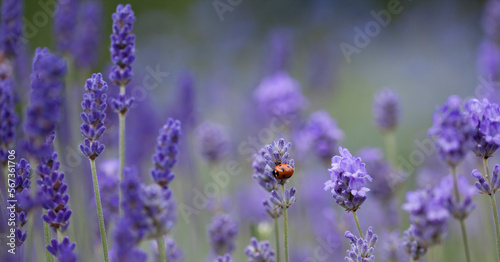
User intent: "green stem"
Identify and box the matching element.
[281,184,289,262]
[43,210,53,262]
[118,85,126,216]
[384,131,397,166]
[352,211,364,239]
[90,159,110,262]
[274,218,281,262]
[450,165,471,262]
[483,158,500,262]
[57,230,63,242]
[157,236,167,262]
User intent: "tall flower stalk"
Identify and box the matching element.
[79,73,109,262]
[373,88,401,166]
[109,4,136,215]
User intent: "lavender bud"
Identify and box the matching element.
[215,254,233,262]
[344,227,378,262]
[53,0,78,54]
[244,237,276,262]
[208,214,238,256]
[0,0,23,58]
[402,225,428,261]
[464,98,500,158]
[196,121,230,164]
[373,88,401,132]
[436,175,476,220]
[151,118,181,187]
[0,76,17,166]
[73,1,103,69]
[46,236,77,262]
[109,4,136,87]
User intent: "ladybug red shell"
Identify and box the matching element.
[273,163,294,180]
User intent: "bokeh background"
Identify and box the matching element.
[8,0,500,261]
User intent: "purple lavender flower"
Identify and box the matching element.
[38,141,72,232]
[0,0,23,58]
[196,121,230,164]
[79,73,108,160]
[472,166,500,194]
[269,187,296,210]
[402,187,449,246]
[109,4,136,87]
[298,110,344,162]
[262,138,294,185]
[215,254,233,262]
[151,237,184,262]
[428,95,475,166]
[254,71,307,119]
[436,175,476,220]
[373,89,401,132]
[0,76,17,166]
[73,0,103,68]
[208,213,239,256]
[111,217,147,262]
[46,237,77,262]
[151,118,181,187]
[464,98,500,158]
[477,40,500,81]
[245,237,276,262]
[110,94,134,115]
[262,199,283,219]
[344,227,378,262]
[379,230,406,262]
[253,148,278,192]
[24,48,66,158]
[12,158,31,246]
[53,0,78,54]
[324,147,372,212]
[357,147,394,201]
[402,225,428,261]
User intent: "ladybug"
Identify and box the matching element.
[273,163,294,180]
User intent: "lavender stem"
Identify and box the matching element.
[450,165,471,262]
[57,230,63,242]
[352,211,364,239]
[274,218,281,262]
[90,159,110,262]
[281,184,289,262]
[483,158,500,262]
[43,209,53,262]
[384,131,397,166]
[157,236,167,262]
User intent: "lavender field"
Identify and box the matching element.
[1,0,500,261]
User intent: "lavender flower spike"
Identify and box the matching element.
[0,0,23,58]
[24,48,66,158]
[402,225,428,261]
[263,138,295,185]
[245,237,276,262]
[472,166,500,194]
[151,118,181,187]
[373,88,401,132]
[0,75,17,166]
[46,237,77,262]
[196,121,230,164]
[437,175,476,220]
[109,4,136,87]
[324,147,372,212]
[208,214,239,256]
[80,73,108,159]
[13,159,31,246]
[54,0,78,54]
[464,98,500,159]
[344,227,378,262]
[151,237,184,262]
[253,148,278,192]
[73,1,103,69]
[428,95,474,166]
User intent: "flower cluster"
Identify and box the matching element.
[436,175,476,220]
[0,0,23,58]
[215,254,233,262]
[244,237,276,262]
[0,73,16,165]
[372,88,401,132]
[324,147,372,212]
[151,237,184,262]
[208,213,239,256]
[73,1,103,69]
[80,73,108,160]
[110,94,134,115]
[38,139,72,232]
[254,71,307,119]
[472,166,500,195]
[46,237,77,262]
[24,48,66,158]
[402,187,449,247]
[402,225,428,261]
[464,98,500,159]
[298,110,344,162]
[344,227,378,262]
[196,121,230,164]
[269,187,296,210]
[263,138,294,185]
[428,95,474,166]
[151,118,181,187]
[109,4,136,87]
[253,148,278,192]
[53,0,77,54]
[13,159,32,246]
